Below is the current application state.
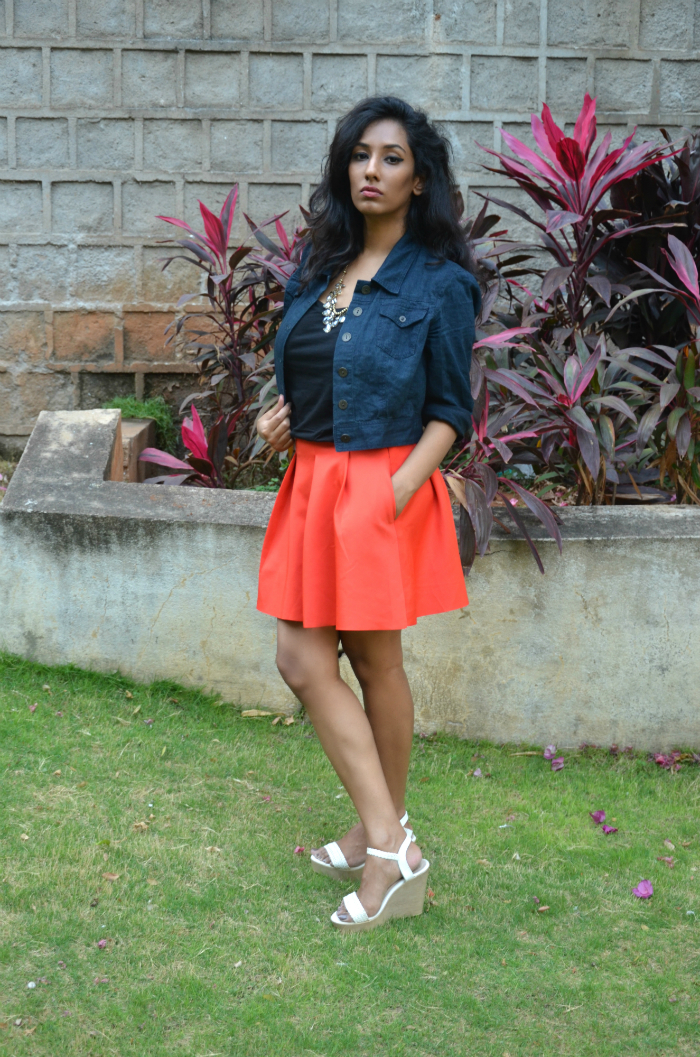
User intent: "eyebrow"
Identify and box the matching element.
[354,141,406,152]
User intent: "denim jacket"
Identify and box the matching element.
[274,232,481,452]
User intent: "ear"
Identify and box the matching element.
[413,177,425,197]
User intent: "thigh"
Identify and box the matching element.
[340,629,404,684]
[276,619,341,687]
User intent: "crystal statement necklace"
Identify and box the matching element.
[321,266,349,333]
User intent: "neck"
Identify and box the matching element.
[362,212,408,257]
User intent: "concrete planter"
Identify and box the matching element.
[2,410,699,750]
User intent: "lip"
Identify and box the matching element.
[360,186,382,197]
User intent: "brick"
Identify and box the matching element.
[0,312,47,366]
[184,181,241,236]
[376,54,463,111]
[247,183,303,233]
[311,54,368,110]
[433,0,497,44]
[471,57,538,112]
[249,53,303,110]
[15,370,75,426]
[659,61,700,114]
[546,59,588,114]
[271,121,327,173]
[500,122,538,152]
[210,120,264,173]
[441,122,493,171]
[16,118,70,169]
[184,52,241,108]
[16,246,71,300]
[77,119,135,169]
[78,372,135,410]
[122,50,178,109]
[70,247,137,302]
[141,246,198,303]
[144,372,198,412]
[272,0,329,41]
[210,0,264,40]
[14,0,69,37]
[696,0,700,45]
[504,0,540,44]
[52,182,114,234]
[0,119,7,167]
[548,0,634,47]
[144,0,202,38]
[0,48,42,106]
[77,0,135,36]
[122,180,176,235]
[640,0,691,49]
[124,312,172,363]
[0,182,42,233]
[143,119,204,172]
[51,49,113,109]
[595,60,653,113]
[338,0,429,42]
[53,311,115,363]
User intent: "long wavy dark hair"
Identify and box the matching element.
[302,96,476,283]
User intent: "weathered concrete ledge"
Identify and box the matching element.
[2,410,699,750]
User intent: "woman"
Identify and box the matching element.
[256,96,481,932]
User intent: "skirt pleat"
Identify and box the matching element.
[256,439,468,630]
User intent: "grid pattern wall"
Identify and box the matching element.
[1,0,700,451]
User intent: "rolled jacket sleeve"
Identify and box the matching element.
[422,269,481,440]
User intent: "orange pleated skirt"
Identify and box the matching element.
[256,439,468,630]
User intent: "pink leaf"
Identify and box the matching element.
[664,233,700,299]
[573,92,597,158]
[602,825,618,834]
[473,325,538,348]
[498,128,564,183]
[198,200,226,260]
[545,211,585,234]
[218,185,238,248]
[590,810,606,824]
[182,405,210,462]
[632,880,653,899]
[540,102,565,152]
[139,448,193,472]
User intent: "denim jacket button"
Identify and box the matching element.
[352,306,362,316]
[342,332,351,342]
[341,433,351,442]
[338,399,348,410]
[337,366,348,377]
[361,285,371,294]
[399,315,406,322]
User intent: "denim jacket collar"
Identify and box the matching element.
[316,231,422,295]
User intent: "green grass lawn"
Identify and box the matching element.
[1,653,698,1056]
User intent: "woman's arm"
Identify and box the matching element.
[391,419,457,516]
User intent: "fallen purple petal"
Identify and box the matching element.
[55,711,63,717]
[94,976,109,984]
[602,825,618,834]
[293,845,305,855]
[590,810,606,824]
[143,718,154,726]
[57,961,66,969]
[532,896,540,904]
[262,796,271,802]
[551,757,565,771]
[656,856,674,868]
[97,939,107,949]
[29,703,37,713]
[543,745,557,760]
[473,768,482,778]
[633,879,653,899]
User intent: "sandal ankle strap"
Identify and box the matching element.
[366,831,414,880]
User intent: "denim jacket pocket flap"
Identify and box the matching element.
[378,302,429,328]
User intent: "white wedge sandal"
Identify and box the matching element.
[330,830,430,932]
[310,811,415,880]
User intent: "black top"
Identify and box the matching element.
[283,298,336,442]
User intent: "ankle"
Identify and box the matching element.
[365,822,406,851]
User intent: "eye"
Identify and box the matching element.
[351,150,369,162]
[384,154,403,165]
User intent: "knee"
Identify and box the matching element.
[276,647,306,696]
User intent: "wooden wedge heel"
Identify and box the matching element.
[330,831,430,932]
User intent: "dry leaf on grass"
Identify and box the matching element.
[206,846,221,853]
[241,709,278,718]
[102,873,120,882]
[133,821,149,832]
[147,879,159,885]
[284,716,295,726]
[125,691,133,699]
[476,859,491,867]
[20,834,29,841]
[664,839,675,851]
[537,905,550,912]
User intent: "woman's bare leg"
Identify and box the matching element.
[276,619,421,918]
[311,629,415,867]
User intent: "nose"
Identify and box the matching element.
[364,152,380,180]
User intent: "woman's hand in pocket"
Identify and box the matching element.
[257,395,292,452]
[391,471,415,519]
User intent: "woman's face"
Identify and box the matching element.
[348,119,424,219]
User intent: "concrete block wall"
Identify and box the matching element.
[1,0,699,453]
